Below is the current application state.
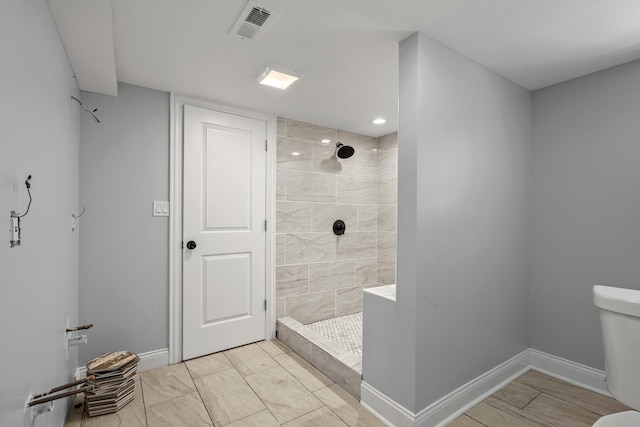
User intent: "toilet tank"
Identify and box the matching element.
[593,285,640,410]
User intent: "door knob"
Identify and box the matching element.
[186,241,197,250]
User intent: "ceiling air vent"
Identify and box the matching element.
[230,1,279,40]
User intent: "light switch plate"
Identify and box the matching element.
[153,201,169,217]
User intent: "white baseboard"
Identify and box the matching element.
[415,350,530,426]
[75,348,169,379]
[528,348,608,396]
[361,382,416,427]
[361,348,610,427]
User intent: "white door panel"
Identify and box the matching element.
[183,104,266,360]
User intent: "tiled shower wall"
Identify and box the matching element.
[376,133,397,286]
[275,117,397,324]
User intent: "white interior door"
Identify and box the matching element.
[182,104,267,360]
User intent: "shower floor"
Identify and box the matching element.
[306,312,363,359]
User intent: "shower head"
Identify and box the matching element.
[336,142,355,159]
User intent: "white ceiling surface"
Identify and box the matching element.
[50,0,640,137]
[48,0,118,96]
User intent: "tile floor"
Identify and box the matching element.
[66,340,632,427]
[449,369,632,427]
[65,339,384,427]
[306,312,363,359]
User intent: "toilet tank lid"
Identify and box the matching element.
[593,285,640,317]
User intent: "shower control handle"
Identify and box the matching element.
[186,240,197,250]
[333,220,346,236]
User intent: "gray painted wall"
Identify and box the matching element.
[530,59,640,369]
[412,32,531,410]
[79,83,169,362]
[363,33,420,412]
[0,1,80,425]
[364,32,531,413]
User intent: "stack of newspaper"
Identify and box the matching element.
[84,351,139,417]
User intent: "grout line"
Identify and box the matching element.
[138,374,150,427]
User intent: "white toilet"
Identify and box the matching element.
[593,285,640,426]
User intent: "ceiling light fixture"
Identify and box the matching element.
[257,63,302,90]
[371,118,386,125]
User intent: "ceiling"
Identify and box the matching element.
[48,0,640,137]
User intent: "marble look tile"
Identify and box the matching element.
[277,116,285,136]
[308,260,354,292]
[274,351,333,392]
[65,394,83,427]
[145,392,213,427]
[466,399,551,427]
[448,414,494,427]
[276,234,285,265]
[298,326,346,359]
[377,258,396,285]
[378,149,397,178]
[336,232,377,260]
[257,339,292,357]
[311,346,361,399]
[378,132,398,151]
[244,366,324,424]
[355,257,377,285]
[277,322,313,361]
[285,233,336,264]
[227,410,280,427]
[516,370,630,416]
[357,205,377,231]
[378,176,397,204]
[377,205,396,232]
[492,379,540,409]
[276,201,312,233]
[314,384,386,427]
[335,286,363,316]
[224,343,279,376]
[476,396,555,427]
[283,406,348,427]
[277,316,304,329]
[336,176,377,204]
[276,264,309,297]
[276,297,285,319]
[524,394,600,426]
[377,232,397,259]
[286,119,336,143]
[286,170,336,203]
[84,376,146,427]
[194,369,265,425]
[337,130,377,152]
[357,150,378,177]
[313,143,357,176]
[141,363,196,407]
[286,291,335,324]
[312,204,357,233]
[276,169,285,201]
[185,352,233,379]
[277,137,313,171]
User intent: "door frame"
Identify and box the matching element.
[169,93,276,364]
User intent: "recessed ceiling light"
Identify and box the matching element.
[371,118,386,125]
[291,151,300,156]
[321,139,331,144]
[257,63,302,90]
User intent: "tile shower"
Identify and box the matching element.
[275,117,397,397]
